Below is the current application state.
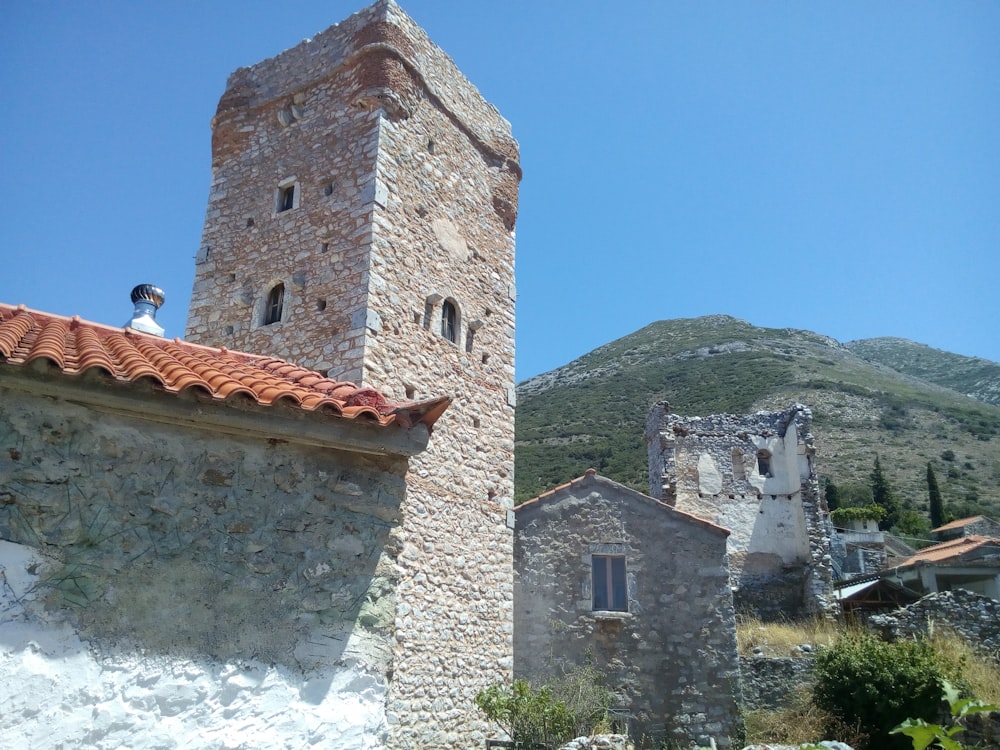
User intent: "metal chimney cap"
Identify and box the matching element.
[130,284,166,309]
[127,283,166,336]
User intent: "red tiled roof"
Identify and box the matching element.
[899,535,1000,566]
[0,303,449,429]
[931,515,986,533]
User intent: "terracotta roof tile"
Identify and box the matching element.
[931,515,986,533]
[900,535,1000,566]
[0,303,449,430]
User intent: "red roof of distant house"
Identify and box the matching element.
[931,515,988,533]
[899,535,1000,567]
[0,303,449,429]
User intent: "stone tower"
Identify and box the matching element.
[646,404,835,619]
[186,2,519,747]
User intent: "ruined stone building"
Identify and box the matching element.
[513,471,742,749]
[646,403,835,619]
[0,2,518,748]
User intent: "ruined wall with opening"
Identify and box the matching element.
[646,404,834,619]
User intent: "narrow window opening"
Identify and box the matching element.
[441,300,457,343]
[263,283,285,325]
[423,301,434,330]
[427,138,435,154]
[482,353,490,365]
[246,217,255,228]
[278,185,295,212]
[465,328,475,353]
[323,182,334,196]
[756,449,772,478]
[732,449,746,481]
[321,242,330,253]
[316,299,327,312]
[592,555,627,612]
[226,273,236,283]
[404,385,416,400]
[473,417,481,428]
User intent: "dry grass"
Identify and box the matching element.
[736,615,842,657]
[739,618,1000,748]
[743,686,869,748]
[926,626,1000,705]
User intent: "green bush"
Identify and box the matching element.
[829,504,886,525]
[813,634,947,750]
[475,679,575,748]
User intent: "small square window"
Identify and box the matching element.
[592,555,627,612]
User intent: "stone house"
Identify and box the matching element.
[646,403,835,619]
[513,470,742,749]
[932,515,1000,543]
[1,1,519,748]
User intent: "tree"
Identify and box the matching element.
[871,455,900,531]
[823,476,841,511]
[927,462,945,529]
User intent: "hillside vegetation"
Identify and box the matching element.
[515,316,1000,526]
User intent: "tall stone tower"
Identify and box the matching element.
[186,2,519,747]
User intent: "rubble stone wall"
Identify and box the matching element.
[869,589,1000,660]
[0,387,409,748]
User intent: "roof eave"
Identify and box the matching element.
[0,365,431,458]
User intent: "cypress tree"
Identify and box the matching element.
[823,476,840,511]
[871,455,900,531]
[927,462,945,529]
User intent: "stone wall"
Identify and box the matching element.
[739,657,816,711]
[185,2,518,746]
[0,384,410,747]
[646,404,834,620]
[868,589,1000,661]
[514,473,742,749]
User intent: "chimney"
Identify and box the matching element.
[126,284,166,337]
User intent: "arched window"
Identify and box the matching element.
[263,283,284,325]
[441,299,457,343]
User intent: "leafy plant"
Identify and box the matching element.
[891,680,999,750]
[813,634,947,750]
[829,504,886,525]
[475,679,575,748]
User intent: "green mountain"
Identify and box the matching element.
[514,317,1000,529]
[845,338,1000,407]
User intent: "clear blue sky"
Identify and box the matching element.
[2,1,998,382]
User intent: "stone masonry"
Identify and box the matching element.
[186,3,519,746]
[514,472,743,749]
[0,377,416,746]
[646,404,835,619]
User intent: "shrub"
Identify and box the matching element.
[813,634,947,750]
[830,504,886,526]
[475,679,575,748]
